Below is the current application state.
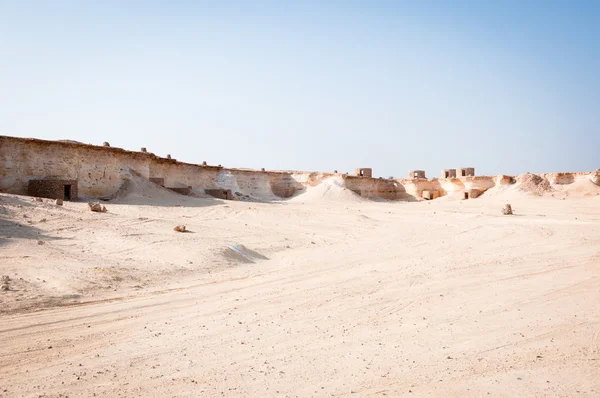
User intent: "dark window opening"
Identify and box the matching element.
[463,192,468,199]
[462,170,467,176]
[64,185,72,200]
[445,171,449,178]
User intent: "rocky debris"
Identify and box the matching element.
[1,283,9,291]
[88,202,107,212]
[166,154,172,159]
[173,225,187,232]
[502,204,513,215]
[34,197,43,202]
[37,240,45,245]
[1,275,9,291]
[103,141,111,147]
[140,147,147,153]
[517,173,553,195]
[55,198,63,206]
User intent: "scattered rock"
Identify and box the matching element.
[88,202,107,212]
[502,204,513,215]
[37,240,45,245]
[1,283,9,291]
[140,147,147,153]
[173,225,187,233]
[1,276,10,283]
[55,199,63,206]
[34,197,43,202]
[103,142,110,147]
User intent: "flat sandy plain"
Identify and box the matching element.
[1,183,599,397]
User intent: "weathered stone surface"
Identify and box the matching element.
[88,202,106,212]
[173,225,186,232]
[502,204,513,215]
[469,189,481,199]
[55,199,63,206]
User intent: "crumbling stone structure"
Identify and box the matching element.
[461,189,481,199]
[167,186,192,195]
[149,178,165,187]
[469,189,481,198]
[422,190,440,200]
[456,167,475,177]
[27,179,78,201]
[408,170,426,179]
[354,168,372,178]
[205,189,234,200]
[441,169,457,178]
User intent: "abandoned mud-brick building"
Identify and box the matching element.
[27,179,78,201]
[441,169,457,178]
[353,168,372,178]
[205,189,234,200]
[408,170,426,179]
[456,167,475,177]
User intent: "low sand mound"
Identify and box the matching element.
[221,244,268,264]
[288,177,365,203]
[551,179,600,198]
[515,173,554,196]
[108,168,208,205]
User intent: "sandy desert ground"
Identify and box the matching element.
[1,180,600,397]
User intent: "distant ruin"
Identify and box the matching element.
[205,189,234,200]
[354,168,372,178]
[408,170,426,179]
[456,167,475,177]
[0,136,595,203]
[441,169,457,178]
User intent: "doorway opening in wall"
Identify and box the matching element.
[462,170,467,176]
[64,185,72,201]
[463,192,469,199]
[359,170,364,176]
[445,171,450,178]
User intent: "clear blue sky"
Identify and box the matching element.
[1,1,598,177]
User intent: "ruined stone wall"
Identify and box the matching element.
[3,136,595,202]
[0,136,220,198]
[343,177,413,200]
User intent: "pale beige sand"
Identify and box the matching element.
[0,187,599,397]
